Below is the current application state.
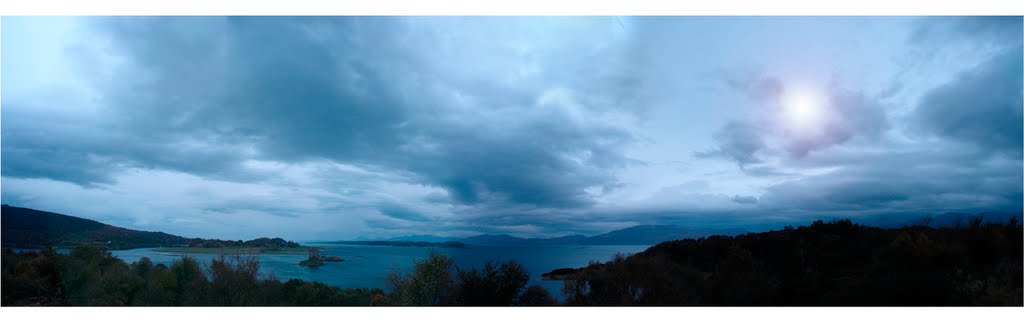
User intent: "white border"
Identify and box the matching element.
[2,0,1023,321]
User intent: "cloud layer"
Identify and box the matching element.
[2,17,1021,239]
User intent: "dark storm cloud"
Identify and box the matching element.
[1,17,636,211]
[86,17,410,164]
[377,203,432,222]
[695,121,765,166]
[910,16,1023,49]
[4,17,1021,239]
[758,146,1023,215]
[913,47,1023,156]
[724,75,784,102]
[0,106,251,185]
[398,119,632,208]
[732,195,758,204]
[1,109,121,185]
[740,165,791,177]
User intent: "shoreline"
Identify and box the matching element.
[151,246,313,254]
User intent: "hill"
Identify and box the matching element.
[1,205,305,251]
[458,234,531,246]
[555,218,1023,305]
[457,233,589,246]
[1,204,192,250]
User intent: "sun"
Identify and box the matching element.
[781,88,824,132]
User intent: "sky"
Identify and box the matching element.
[1,16,1021,241]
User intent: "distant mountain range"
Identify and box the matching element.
[385,225,748,246]
[386,235,456,243]
[378,212,1023,246]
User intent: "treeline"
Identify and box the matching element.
[559,218,1023,305]
[1,246,555,306]
[1,246,380,305]
[187,237,301,249]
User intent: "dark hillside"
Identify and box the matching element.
[2,205,191,250]
[559,218,1023,305]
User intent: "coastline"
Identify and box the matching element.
[152,246,313,254]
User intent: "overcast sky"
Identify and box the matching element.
[1,16,1021,240]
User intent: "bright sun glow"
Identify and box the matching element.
[782,89,824,132]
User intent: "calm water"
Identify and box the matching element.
[110,244,650,299]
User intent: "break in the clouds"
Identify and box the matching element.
[1,16,1021,240]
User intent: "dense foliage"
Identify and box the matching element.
[187,237,301,249]
[454,259,531,305]
[385,250,550,306]
[1,246,382,306]
[2,247,551,306]
[560,218,1023,305]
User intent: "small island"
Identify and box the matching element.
[541,267,583,280]
[153,237,310,254]
[299,248,343,267]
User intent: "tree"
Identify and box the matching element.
[170,256,209,305]
[387,249,455,305]
[208,255,262,305]
[454,259,530,305]
[516,285,557,306]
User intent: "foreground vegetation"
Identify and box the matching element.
[3,217,1020,306]
[1,247,385,305]
[1,246,554,306]
[558,218,1022,305]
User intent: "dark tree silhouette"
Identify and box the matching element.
[453,259,530,305]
